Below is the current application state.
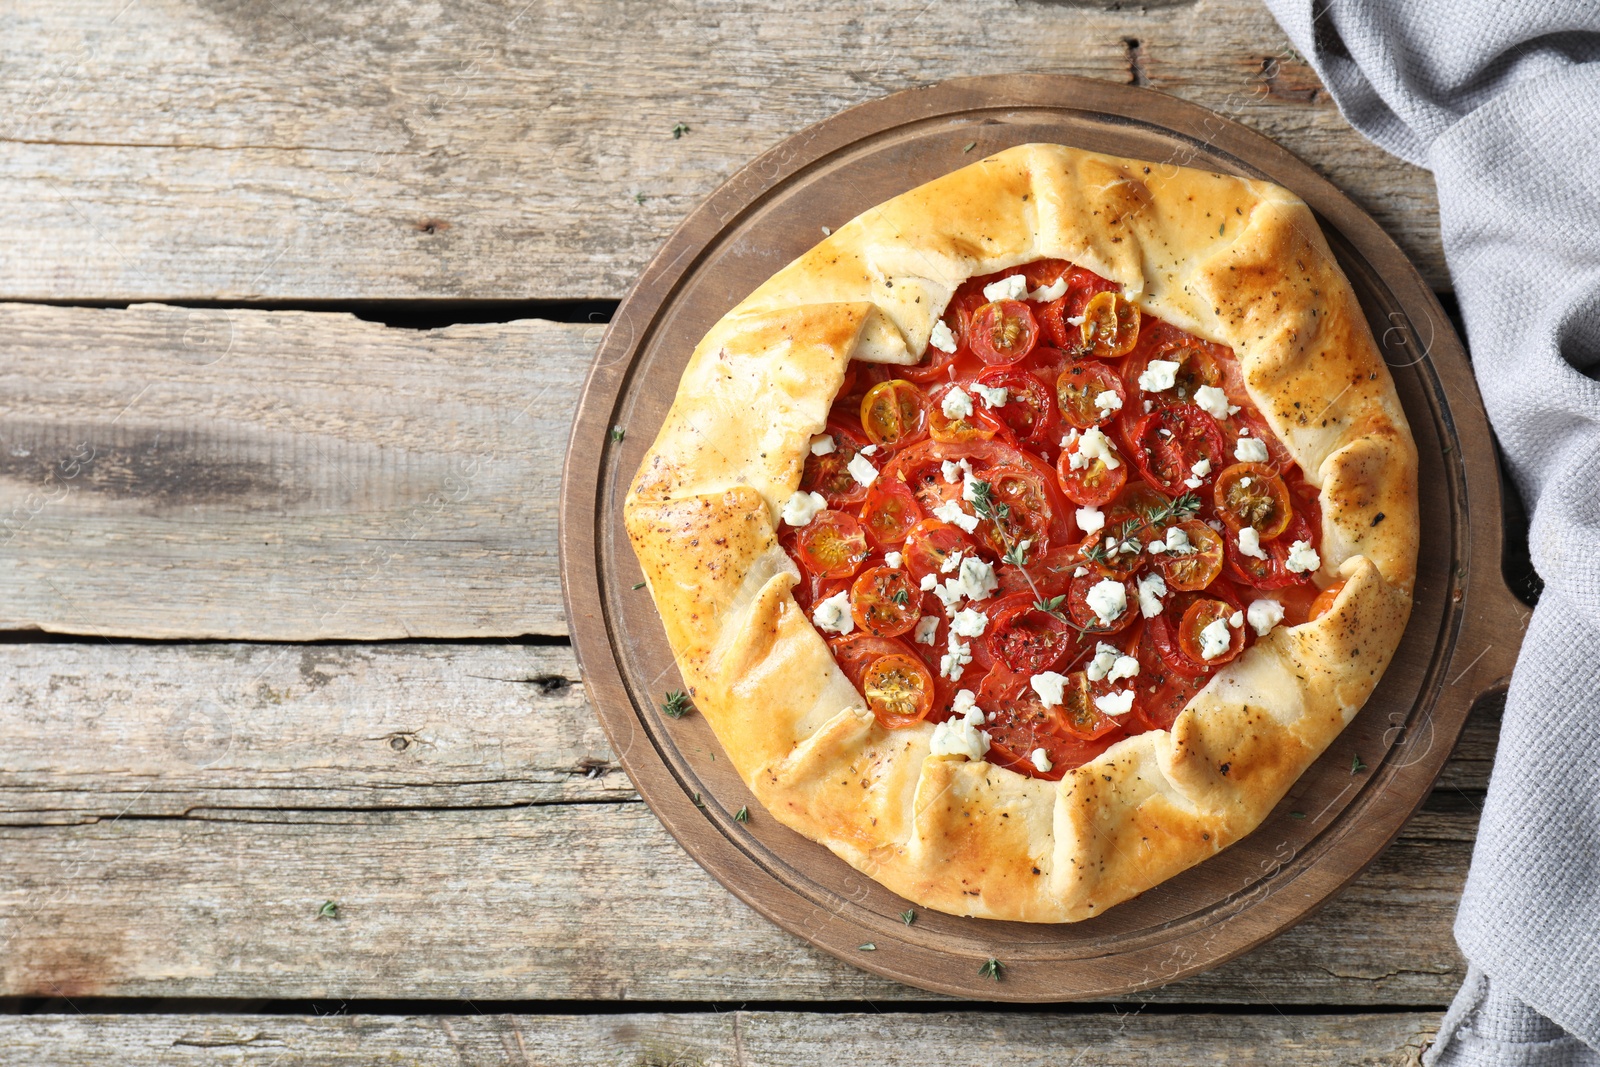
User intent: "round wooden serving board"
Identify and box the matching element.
[560,74,1526,1001]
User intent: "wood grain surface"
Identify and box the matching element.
[0,0,1445,302]
[0,303,591,639]
[0,1011,1441,1065]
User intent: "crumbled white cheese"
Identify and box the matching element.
[940,458,966,484]
[859,444,879,456]
[1107,654,1140,683]
[1075,426,1122,470]
[939,631,973,681]
[1094,389,1123,414]
[1194,385,1231,419]
[929,715,990,760]
[1229,610,1244,629]
[932,499,979,534]
[1074,566,1088,578]
[846,452,878,488]
[1094,689,1136,716]
[1030,671,1068,708]
[884,551,903,569]
[1237,527,1268,560]
[1137,571,1168,618]
[1085,643,1121,682]
[941,387,974,420]
[951,688,980,718]
[956,556,999,601]
[1184,476,1204,489]
[1234,435,1269,463]
[1199,617,1233,659]
[1239,476,1253,488]
[1027,277,1068,302]
[1138,359,1180,392]
[1147,538,1168,555]
[982,274,1028,302]
[974,384,1008,409]
[1165,525,1192,555]
[1285,539,1321,574]
[914,615,940,645]
[1247,598,1284,636]
[951,608,989,638]
[1085,579,1127,626]
[812,591,854,635]
[1030,747,1054,773]
[781,490,827,527]
[919,573,938,591]
[1190,457,1212,479]
[1077,505,1106,534]
[929,319,958,354]
[941,551,965,574]
[932,579,965,614]
[810,434,836,456]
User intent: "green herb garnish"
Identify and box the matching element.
[1033,594,1067,620]
[662,690,693,719]
[1351,753,1367,774]
[858,942,877,951]
[979,957,1003,981]
[671,122,690,139]
[901,909,916,926]
[610,426,625,443]
[316,900,339,920]
[632,580,647,590]
[733,806,749,824]
[891,588,909,606]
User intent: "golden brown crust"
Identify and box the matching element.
[625,144,1418,922]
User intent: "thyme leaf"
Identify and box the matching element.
[901,909,917,926]
[733,806,750,824]
[1033,594,1067,620]
[1351,753,1367,774]
[891,588,909,606]
[671,122,690,139]
[610,426,625,443]
[316,900,339,920]
[661,690,694,719]
[979,957,1003,981]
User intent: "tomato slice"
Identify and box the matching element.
[795,510,870,579]
[799,421,872,508]
[1080,292,1140,358]
[1074,524,1143,581]
[1213,462,1293,539]
[994,545,1081,600]
[984,591,1081,675]
[927,382,1007,444]
[1177,597,1246,668]
[902,519,980,582]
[977,667,1123,778]
[968,300,1040,365]
[974,462,1056,557]
[860,379,930,449]
[973,367,1058,447]
[1055,361,1128,429]
[861,652,936,729]
[1308,578,1348,621]
[1127,404,1227,495]
[1056,432,1129,507]
[860,478,922,547]
[1225,512,1317,590]
[849,565,921,638]
[1066,571,1137,634]
[1157,519,1225,592]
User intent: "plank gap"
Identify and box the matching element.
[1,298,618,330]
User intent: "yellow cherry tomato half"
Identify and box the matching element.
[1080,291,1141,358]
[860,379,931,449]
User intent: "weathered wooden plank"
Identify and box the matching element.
[0,303,592,639]
[0,1011,1441,1065]
[0,0,1445,302]
[0,641,1499,823]
[0,790,1473,1004]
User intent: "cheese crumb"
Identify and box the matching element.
[1190,457,1212,479]
[1094,390,1123,414]
[1194,385,1231,419]
[1165,525,1192,555]
[883,551,903,568]
[914,615,939,645]
[1234,435,1269,463]
[846,452,878,488]
[812,591,854,635]
[951,608,989,638]
[1085,579,1127,625]
[1285,540,1321,573]
[781,490,827,527]
[1077,505,1106,534]
[1229,610,1244,628]
[919,573,938,591]
[941,387,974,420]
[1030,671,1068,707]
[1030,747,1054,773]
[939,631,973,681]
[1085,643,1120,682]
[1138,359,1180,392]
[859,444,879,456]
[1199,617,1232,659]
[1237,527,1268,560]
[810,434,836,456]
[1028,277,1068,302]
[1094,689,1136,716]
[982,274,1028,302]
[1076,426,1122,470]
[932,499,979,534]
[929,715,990,760]
[974,383,1008,408]
[1137,572,1167,617]
[1107,654,1140,683]
[956,556,999,601]
[1247,599,1284,636]
[929,319,958,354]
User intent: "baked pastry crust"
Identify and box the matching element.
[625,143,1418,922]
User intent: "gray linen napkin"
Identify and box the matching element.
[1258,1,1600,1063]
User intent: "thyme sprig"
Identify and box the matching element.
[1033,594,1067,621]
[979,957,1003,981]
[662,690,694,719]
[969,478,1040,599]
[1143,491,1201,528]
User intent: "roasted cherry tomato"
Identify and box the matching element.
[829,635,928,726]
[849,565,921,638]
[1126,338,1224,408]
[1141,605,1208,679]
[1075,523,1143,581]
[860,478,922,547]
[994,545,1081,600]
[798,422,872,508]
[861,652,936,728]
[974,367,1058,446]
[1056,431,1129,507]
[1056,361,1128,429]
[1080,291,1140,358]
[1127,404,1227,495]
[1308,578,1348,621]
[945,284,991,352]
[902,519,980,583]
[927,383,1006,444]
[1225,512,1317,590]
[860,379,930,449]
[795,510,870,579]
[1058,669,1127,740]
[976,667,1123,779]
[1066,571,1137,634]
[1157,519,1225,592]
[1135,673,1211,732]
[968,300,1039,365]
[984,591,1079,675]
[1213,462,1293,539]
[974,463,1055,557]
[1039,266,1120,350]
[1177,597,1246,668]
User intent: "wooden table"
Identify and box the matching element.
[1,1,1493,1061]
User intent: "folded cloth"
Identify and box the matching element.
[1259,2,1600,1063]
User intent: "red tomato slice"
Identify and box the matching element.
[983,591,1081,675]
[927,382,1008,444]
[1127,404,1227,495]
[799,421,873,508]
[795,510,870,579]
[902,519,981,583]
[860,478,923,547]
[1224,512,1318,590]
[968,300,1040,366]
[1056,360,1128,429]
[1157,519,1226,592]
[860,379,930,449]
[1213,462,1293,539]
[977,666,1123,779]
[861,652,936,729]
[1039,266,1120,350]
[1177,597,1246,668]
[849,565,921,638]
[994,545,1081,600]
[1140,606,1210,681]
[974,367,1059,447]
[974,462,1056,557]
[1059,669,1125,741]
[1056,432,1129,507]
